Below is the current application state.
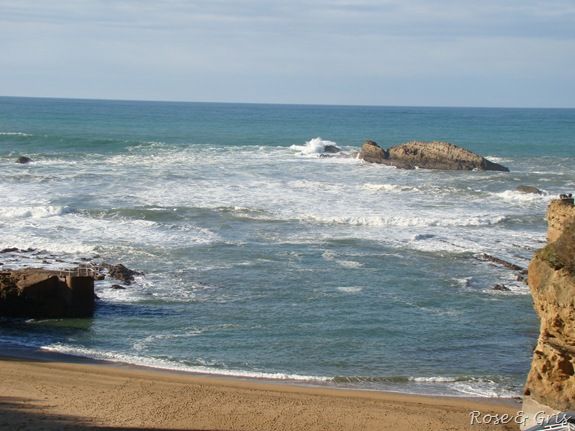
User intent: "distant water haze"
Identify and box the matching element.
[1,97,575,397]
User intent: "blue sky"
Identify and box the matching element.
[1,0,574,107]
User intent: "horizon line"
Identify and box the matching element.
[0,94,573,110]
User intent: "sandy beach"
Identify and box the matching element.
[0,351,521,431]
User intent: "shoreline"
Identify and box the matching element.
[0,345,522,430]
[0,340,522,400]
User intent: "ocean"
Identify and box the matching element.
[1,96,574,397]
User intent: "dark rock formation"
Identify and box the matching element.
[358,140,509,171]
[517,185,543,195]
[102,263,141,285]
[475,253,527,284]
[477,253,524,272]
[492,284,510,291]
[323,145,341,154]
[523,199,575,411]
[0,269,95,318]
[1,247,20,253]
[110,284,126,290]
[517,270,529,283]
[15,156,32,164]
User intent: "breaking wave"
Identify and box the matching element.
[290,137,340,155]
[0,206,72,219]
[302,214,507,227]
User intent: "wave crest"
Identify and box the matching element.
[290,137,340,155]
[303,214,506,227]
[0,206,72,219]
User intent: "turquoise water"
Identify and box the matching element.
[1,96,575,397]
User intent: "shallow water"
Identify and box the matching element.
[1,97,574,397]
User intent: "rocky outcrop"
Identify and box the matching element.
[358,140,389,163]
[517,185,543,195]
[546,199,575,243]
[523,198,575,413]
[0,269,95,318]
[358,140,509,171]
[101,263,141,285]
[476,253,528,283]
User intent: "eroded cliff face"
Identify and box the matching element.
[546,199,575,243]
[524,199,575,411]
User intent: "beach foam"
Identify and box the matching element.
[40,344,332,382]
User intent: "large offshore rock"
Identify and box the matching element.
[523,199,575,414]
[358,140,509,171]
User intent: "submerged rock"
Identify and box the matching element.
[523,199,575,413]
[477,253,524,272]
[358,140,509,171]
[15,156,32,164]
[492,284,510,291]
[516,185,543,194]
[323,144,341,154]
[0,247,19,253]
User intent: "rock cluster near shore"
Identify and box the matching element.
[524,199,575,411]
[358,140,509,171]
[0,251,142,318]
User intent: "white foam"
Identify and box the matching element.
[303,214,506,228]
[408,376,517,398]
[0,131,32,136]
[40,344,331,382]
[321,251,363,268]
[484,156,511,163]
[0,210,220,257]
[453,277,473,288]
[409,376,458,383]
[287,180,343,192]
[132,330,203,352]
[492,189,549,204]
[336,260,363,269]
[361,183,416,193]
[321,250,337,261]
[449,380,517,398]
[290,137,340,155]
[336,286,363,294]
[0,205,71,219]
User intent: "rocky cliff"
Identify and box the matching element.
[358,140,509,171]
[524,198,575,412]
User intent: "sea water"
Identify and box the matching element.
[1,96,575,397]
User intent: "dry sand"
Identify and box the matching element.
[0,355,522,431]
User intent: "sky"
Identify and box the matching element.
[0,0,574,107]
